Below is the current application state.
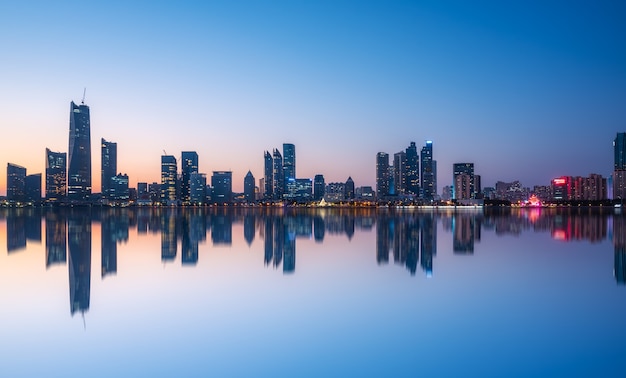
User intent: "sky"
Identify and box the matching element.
[0,0,625,193]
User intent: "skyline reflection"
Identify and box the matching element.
[1,207,624,318]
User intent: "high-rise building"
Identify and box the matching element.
[345,177,355,200]
[190,172,207,204]
[313,174,325,201]
[244,170,255,203]
[161,155,177,204]
[25,174,42,203]
[110,174,129,201]
[453,163,475,200]
[46,149,67,202]
[614,133,626,200]
[420,141,436,200]
[7,163,26,202]
[181,151,199,204]
[393,151,406,195]
[405,142,419,195]
[273,149,283,200]
[212,171,232,204]
[264,151,273,200]
[101,138,117,200]
[67,101,91,201]
[283,143,295,186]
[376,152,390,199]
[285,178,312,202]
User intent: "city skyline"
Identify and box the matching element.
[1,1,625,193]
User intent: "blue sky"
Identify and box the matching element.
[0,0,624,192]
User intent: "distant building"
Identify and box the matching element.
[7,163,26,202]
[110,174,129,202]
[285,178,312,202]
[420,141,436,200]
[283,143,295,188]
[67,101,91,201]
[212,171,232,204]
[356,186,375,200]
[441,185,453,201]
[376,152,390,199]
[393,151,406,195]
[101,138,117,199]
[45,148,67,202]
[272,149,283,200]
[313,174,325,201]
[325,182,345,202]
[453,163,475,200]
[405,142,419,195]
[344,177,355,200]
[181,151,199,204]
[244,170,255,202]
[190,172,207,204]
[532,185,552,202]
[149,182,161,204]
[614,132,626,199]
[264,151,273,200]
[552,177,571,201]
[161,155,177,204]
[25,174,42,203]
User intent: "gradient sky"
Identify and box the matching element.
[1,0,625,193]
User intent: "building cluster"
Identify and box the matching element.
[2,100,626,206]
[375,141,437,201]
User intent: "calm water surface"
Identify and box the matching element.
[0,207,625,377]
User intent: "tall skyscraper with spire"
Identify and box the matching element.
[67,101,91,201]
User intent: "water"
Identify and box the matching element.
[0,207,624,377]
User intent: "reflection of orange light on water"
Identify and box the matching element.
[528,208,541,223]
[552,230,568,240]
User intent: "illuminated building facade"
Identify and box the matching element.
[101,138,117,200]
[161,155,177,204]
[453,163,475,200]
[244,170,255,202]
[181,151,199,204]
[376,152,390,199]
[405,142,419,195]
[264,151,273,199]
[420,141,436,200]
[211,171,232,204]
[7,163,26,202]
[46,149,67,201]
[67,101,91,201]
[614,132,626,200]
[313,174,325,201]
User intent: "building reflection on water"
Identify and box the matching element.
[1,207,625,317]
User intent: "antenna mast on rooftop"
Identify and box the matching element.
[81,88,86,105]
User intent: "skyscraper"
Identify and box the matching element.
[46,148,67,202]
[244,170,255,202]
[101,138,117,200]
[405,142,419,195]
[345,177,355,200]
[273,149,283,200]
[212,171,232,204]
[264,151,273,200]
[376,152,390,199]
[614,132,626,200]
[161,155,177,204]
[313,174,325,201]
[25,174,42,203]
[393,151,406,195]
[420,141,436,200]
[181,151,199,204]
[67,101,91,201]
[283,143,296,186]
[7,163,26,202]
[453,163,475,200]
